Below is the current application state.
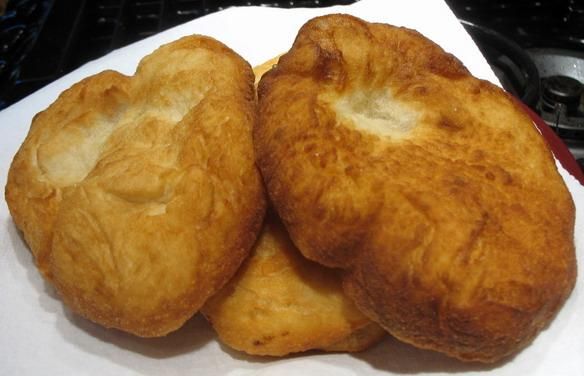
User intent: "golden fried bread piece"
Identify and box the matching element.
[6,35,266,337]
[202,213,385,356]
[255,14,576,362]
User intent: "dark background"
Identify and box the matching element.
[0,0,582,109]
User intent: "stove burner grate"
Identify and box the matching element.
[541,75,583,118]
[0,0,357,109]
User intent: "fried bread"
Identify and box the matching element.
[255,14,576,362]
[202,213,385,356]
[6,35,266,337]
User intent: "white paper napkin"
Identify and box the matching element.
[1,1,582,375]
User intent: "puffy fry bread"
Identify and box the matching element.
[202,213,385,356]
[6,35,266,337]
[255,14,576,362]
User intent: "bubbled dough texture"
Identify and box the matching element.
[202,214,385,356]
[6,36,266,337]
[255,15,576,362]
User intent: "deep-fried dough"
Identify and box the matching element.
[5,35,266,337]
[202,213,385,356]
[255,14,576,362]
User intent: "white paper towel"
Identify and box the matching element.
[0,1,582,375]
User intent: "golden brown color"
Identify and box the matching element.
[202,213,385,356]
[6,35,266,337]
[255,14,577,362]
[253,56,281,85]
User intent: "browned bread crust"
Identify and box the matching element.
[255,14,576,362]
[202,213,385,356]
[6,35,266,337]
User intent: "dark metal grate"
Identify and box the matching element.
[0,0,356,109]
[446,0,584,48]
[0,0,52,108]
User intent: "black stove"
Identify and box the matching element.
[1,0,583,171]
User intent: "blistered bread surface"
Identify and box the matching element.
[5,35,266,337]
[255,14,576,362]
[202,213,385,356]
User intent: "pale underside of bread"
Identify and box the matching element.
[202,213,385,356]
[5,35,266,337]
[255,14,576,362]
